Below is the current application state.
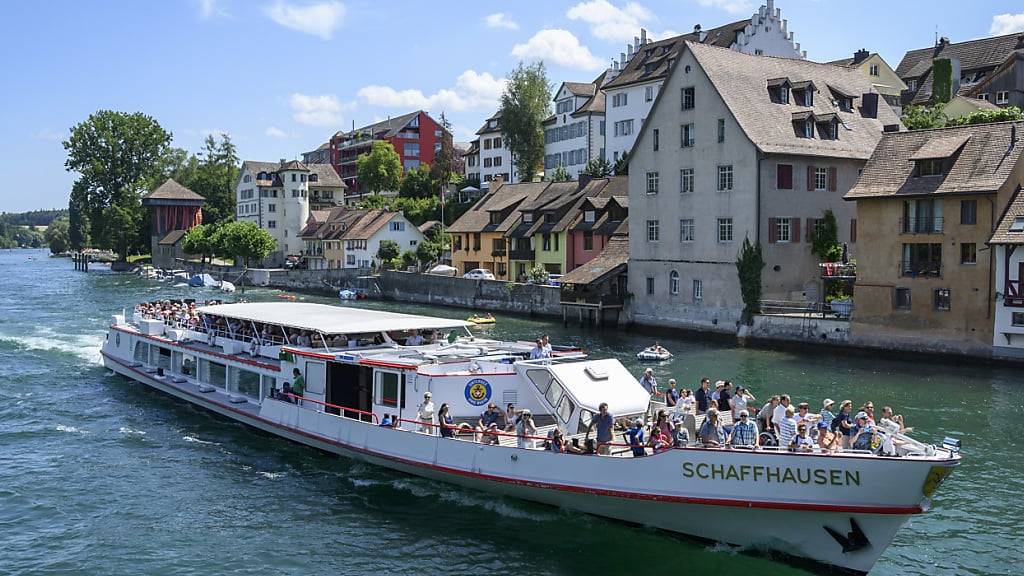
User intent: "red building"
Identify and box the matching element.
[329,110,449,197]
[141,179,204,269]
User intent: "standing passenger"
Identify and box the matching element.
[694,378,712,415]
[665,379,680,407]
[639,368,658,396]
[417,392,436,434]
[516,410,538,449]
[586,402,615,455]
[290,368,305,404]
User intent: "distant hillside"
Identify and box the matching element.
[0,209,68,227]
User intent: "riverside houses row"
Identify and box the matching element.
[448,176,628,281]
[845,121,1024,356]
[300,207,424,270]
[627,41,901,331]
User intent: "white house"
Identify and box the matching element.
[990,183,1024,358]
[340,209,424,269]
[544,78,607,179]
[603,1,806,164]
[476,111,517,187]
[235,160,346,266]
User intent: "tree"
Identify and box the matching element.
[947,106,1023,126]
[376,239,400,269]
[401,250,418,269]
[63,110,172,257]
[549,165,571,182]
[45,217,70,254]
[218,220,276,267]
[527,263,549,284]
[580,157,613,178]
[499,61,551,182]
[356,140,403,196]
[415,240,441,266]
[103,196,143,259]
[902,104,947,130]
[193,134,239,225]
[613,151,629,175]
[68,180,91,250]
[182,224,218,269]
[735,237,765,322]
[399,163,438,199]
[430,112,458,186]
[810,210,842,262]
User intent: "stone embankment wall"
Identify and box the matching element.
[743,314,851,345]
[377,271,561,316]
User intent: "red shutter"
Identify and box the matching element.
[777,164,793,189]
[807,166,815,191]
[805,218,815,242]
[791,217,801,244]
[768,218,777,243]
[828,167,838,192]
[850,218,858,243]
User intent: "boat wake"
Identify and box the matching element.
[118,426,146,436]
[182,435,219,445]
[0,329,105,364]
[257,471,286,480]
[55,424,88,434]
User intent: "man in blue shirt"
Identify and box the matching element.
[625,418,646,457]
[851,412,878,451]
[639,368,658,395]
[665,379,680,407]
[476,403,503,444]
[587,402,615,455]
[728,410,758,448]
[698,408,726,447]
[694,378,711,414]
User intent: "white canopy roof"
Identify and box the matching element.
[197,302,471,334]
[545,358,649,415]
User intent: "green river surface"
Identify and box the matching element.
[1,249,1019,575]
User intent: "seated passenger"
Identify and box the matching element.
[529,339,549,360]
[817,421,836,452]
[405,331,425,346]
[504,403,520,432]
[698,408,725,447]
[879,406,911,434]
[516,410,538,449]
[678,389,695,413]
[649,426,671,454]
[727,409,759,448]
[379,414,393,427]
[437,403,470,438]
[850,412,878,451]
[476,403,503,442]
[625,418,646,457]
[790,423,814,452]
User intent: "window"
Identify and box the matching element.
[798,120,814,139]
[584,210,595,222]
[960,200,977,225]
[777,164,793,189]
[718,218,733,242]
[776,219,792,243]
[669,270,680,294]
[494,137,502,148]
[646,276,655,295]
[230,367,262,399]
[680,168,694,193]
[376,372,400,408]
[894,288,911,310]
[201,359,227,388]
[996,91,1010,105]
[794,88,813,107]
[291,174,296,182]
[934,289,951,311]
[818,120,838,140]
[646,219,660,242]
[917,159,944,177]
[613,120,633,136]
[681,123,695,147]
[1013,312,1024,327]
[681,86,695,110]
[653,129,659,151]
[869,64,879,76]
[960,243,977,264]
[814,167,828,191]
[908,79,917,92]
[1012,217,1024,232]
[978,93,990,102]
[268,204,276,212]
[692,279,703,302]
[645,86,655,102]
[523,212,534,224]
[612,93,628,107]
[268,220,276,229]
[583,231,594,250]
[484,139,492,150]
[243,174,252,183]
[646,171,659,194]
[483,157,493,168]
[390,221,405,232]
[717,165,733,191]
[680,219,694,242]
[494,156,502,167]
[717,118,725,143]
[556,99,573,114]
[543,234,552,251]
[405,142,420,157]
[901,243,942,277]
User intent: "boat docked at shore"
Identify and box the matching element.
[101,301,959,574]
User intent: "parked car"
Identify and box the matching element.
[463,268,495,280]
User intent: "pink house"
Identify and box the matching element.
[566,176,629,272]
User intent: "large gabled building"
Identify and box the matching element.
[475,111,516,187]
[896,33,1024,107]
[827,49,907,112]
[543,77,606,179]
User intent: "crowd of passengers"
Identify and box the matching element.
[135,299,211,327]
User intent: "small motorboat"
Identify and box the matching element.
[218,281,236,293]
[468,314,496,325]
[188,273,217,287]
[338,289,357,301]
[636,347,672,361]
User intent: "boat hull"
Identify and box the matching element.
[103,351,950,574]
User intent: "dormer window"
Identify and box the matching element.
[916,159,945,177]
[837,97,854,112]
[1010,217,1024,233]
[767,77,791,104]
[816,114,839,140]
[490,212,502,225]
[791,81,816,107]
[584,210,595,223]
[792,111,815,138]
[545,213,557,223]
[523,212,534,223]
[309,173,318,182]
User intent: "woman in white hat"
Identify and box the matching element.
[516,409,537,449]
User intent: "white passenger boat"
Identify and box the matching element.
[101,302,959,574]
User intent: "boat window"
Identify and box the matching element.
[305,362,326,395]
[133,341,150,364]
[545,379,564,408]
[376,371,400,408]
[155,347,171,371]
[577,409,595,434]
[180,353,197,377]
[556,395,575,423]
[201,359,227,387]
[230,367,261,399]
[261,375,276,399]
[527,369,552,394]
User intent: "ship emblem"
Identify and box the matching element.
[824,518,870,553]
[465,378,492,406]
[922,466,953,498]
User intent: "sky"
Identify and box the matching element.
[2,0,1023,212]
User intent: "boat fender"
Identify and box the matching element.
[198,384,216,393]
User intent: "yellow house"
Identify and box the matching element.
[829,49,907,111]
[942,94,1003,121]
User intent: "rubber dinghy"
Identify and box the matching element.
[637,347,672,361]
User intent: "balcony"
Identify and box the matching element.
[509,247,534,260]
[491,249,507,257]
[899,259,942,278]
[899,217,943,234]
[819,262,856,279]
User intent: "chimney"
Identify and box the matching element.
[627,44,634,57]
[279,158,287,165]
[853,49,870,64]
[883,124,900,133]
[1017,35,1024,49]
[641,28,647,45]
[861,92,879,119]
[621,51,627,64]
[934,36,949,56]
[578,174,593,192]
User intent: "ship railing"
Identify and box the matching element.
[280,392,378,424]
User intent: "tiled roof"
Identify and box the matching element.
[280,160,308,171]
[965,50,1024,99]
[572,90,606,117]
[144,179,204,202]
[418,220,441,234]
[343,209,397,241]
[908,134,971,160]
[158,229,188,246]
[447,182,549,233]
[558,236,629,285]
[896,33,1024,79]
[845,121,1024,200]
[476,110,503,135]
[308,164,345,188]
[333,110,422,140]
[603,19,748,90]
[562,81,597,97]
[990,187,1024,244]
[241,160,345,189]
[682,42,902,160]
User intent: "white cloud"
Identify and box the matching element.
[264,1,345,40]
[483,12,518,30]
[991,13,1024,36]
[201,128,230,138]
[264,126,292,139]
[357,70,506,112]
[32,129,63,142]
[696,0,754,16]
[566,0,651,42]
[289,93,348,126]
[196,0,229,19]
[511,29,604,71]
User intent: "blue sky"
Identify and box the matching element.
[2,0,1023,212]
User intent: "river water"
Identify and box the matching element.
[0,249,1018,575]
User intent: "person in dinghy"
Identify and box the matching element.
[637,342,672,361]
